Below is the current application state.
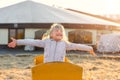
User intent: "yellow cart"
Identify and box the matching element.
[32,55,83,80]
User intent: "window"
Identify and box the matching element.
[9,28,24,42]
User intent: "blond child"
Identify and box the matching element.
[8,23,96,63]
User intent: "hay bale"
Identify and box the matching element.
[68,30,92,44]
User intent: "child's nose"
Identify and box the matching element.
[58,30,61,33]
[57,30,61,33]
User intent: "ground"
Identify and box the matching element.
[0,49,120,80]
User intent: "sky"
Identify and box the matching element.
[0,0,120,15]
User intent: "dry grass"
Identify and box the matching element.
[0,53,120,80]
[67,54,120,80]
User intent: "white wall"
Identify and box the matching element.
[0,29,8,44]
[25,28,40,39]
[25,28,48,39]
[24,28,48,51]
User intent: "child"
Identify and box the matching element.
[8,23,96,63]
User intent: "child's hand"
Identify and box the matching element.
[8,37,17,48]
[89,50,97,57]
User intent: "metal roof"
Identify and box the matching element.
[0,1,119,27]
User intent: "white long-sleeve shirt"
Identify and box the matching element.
[17,39,93,63]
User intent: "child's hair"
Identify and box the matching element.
[42,23,68,41]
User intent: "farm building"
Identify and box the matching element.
[0,0,120,50]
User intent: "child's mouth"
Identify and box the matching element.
[56,34,62,36]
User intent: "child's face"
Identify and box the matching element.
[50,28,63,41]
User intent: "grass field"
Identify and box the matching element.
[0,52,120,80]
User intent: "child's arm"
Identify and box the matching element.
[8,37,45,48]
[66,42,96,56]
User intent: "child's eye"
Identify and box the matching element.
[55,29,62,32]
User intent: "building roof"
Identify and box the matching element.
[0,1,120,27]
